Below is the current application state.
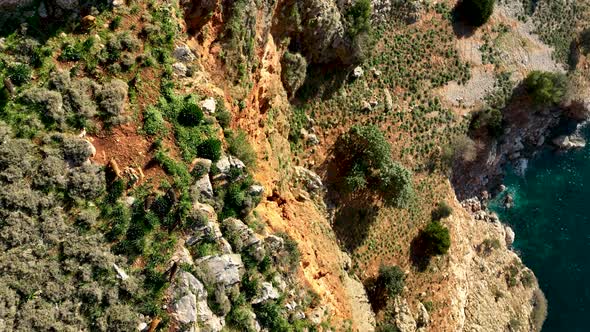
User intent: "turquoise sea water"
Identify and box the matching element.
[490,126,590,331]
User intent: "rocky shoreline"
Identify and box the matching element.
[453,100,589,202]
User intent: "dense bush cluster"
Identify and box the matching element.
[524,70,567,106]
[149,94,221,162]
[470,108,503,137]
[336,125,414,208]
[345,0,372,37]
[0,122,143,331]
[280,51,307,97]
[421,221,451,255]
[378,264,406,297]
[431,201,453,221]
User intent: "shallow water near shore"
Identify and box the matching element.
[490,126,590,331]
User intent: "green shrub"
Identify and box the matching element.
[378,264,405,297]
[254,301,291,332]
[280,51,307,97]
[215,107,232,129]
[524,70,567,106]
[22,88,65,124]
[197,138,222,161]
[143,106,167,136]
[470,108,503,137]
[431,201,452,221]
[345,0,372,37]
[6,63,32,86]
[422,221,451,255]
[337,125,414,208]
[98,79,128,122]
[227,130,256,167]
[177,102,203,126]
[455,0,495,27]
[68,164,106,200]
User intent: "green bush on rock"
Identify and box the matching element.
[524,71,567,106]
[336,125,414,208]
[422,221,451,255]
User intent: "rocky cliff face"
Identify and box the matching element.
[173,0,547,330]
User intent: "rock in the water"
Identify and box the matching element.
[252,282,280,304]
[393,297,417,332]
[505,226,515,248]
[200,97,216,114]
[173,44,196,62]
[552,134,586,149]
[195,254,244,288]
[513,158,528,177]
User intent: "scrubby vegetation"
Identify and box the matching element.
[431,201,453,221]
[335,125,414,208]
[524,71,567,106]
[415,221,451,257]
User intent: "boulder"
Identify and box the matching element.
[195,254,244,288]
[172,271,225,332]
[193,202,217,222]
[216,155,246,174]
[505,226,515,248]
[352,66,364,78]
[191,158,212,174]
[193,175,214,199]
[393,297,417,332]
[113,263,129,280]
[552,134,586,149]
[221,218,261,251]
[249,185,264,196]
[264,235,284,253]
[173,44,196,62]
[200,97,216,114]
[172,62,187,77]
[294,166,323,192]
[252,282,280,304]
[416,302,430,327]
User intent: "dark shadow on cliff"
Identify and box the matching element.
[410,230,434,272]
[450,4,477,39]
[320,138,382,252]
[294,63,351,103]
[364,276,388,312]
[331,196,380,252]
